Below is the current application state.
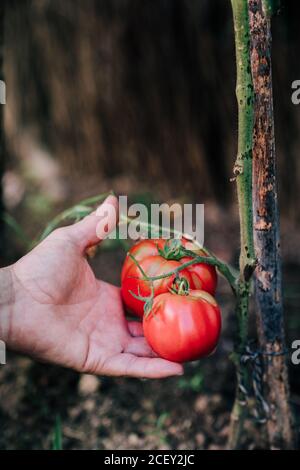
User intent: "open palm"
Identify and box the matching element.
[7,196,183,378]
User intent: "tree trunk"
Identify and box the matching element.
[249,0,295,449]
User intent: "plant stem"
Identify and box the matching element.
[142,254,237,292]
[232,1,255,274]
[228,0,255,449]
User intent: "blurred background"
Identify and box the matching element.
[0,0,299,450]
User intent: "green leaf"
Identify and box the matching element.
[52,414,63,450]
[38,191,111,242]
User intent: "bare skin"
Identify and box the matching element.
[0,196,183,378]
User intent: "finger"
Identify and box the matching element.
[66,195,118,251]
[125,336,157,357]
[98,353,184,379]
[128,321,144,337]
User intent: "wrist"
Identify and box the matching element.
[0,266,15,344]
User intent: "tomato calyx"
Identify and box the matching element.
[157,239,184,261]
[169,276,190,296]
[158,238,205,263]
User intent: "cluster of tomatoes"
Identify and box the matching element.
[121,238,221,363]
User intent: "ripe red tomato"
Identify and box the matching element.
[143,290,221,363]
[121,238,217,317]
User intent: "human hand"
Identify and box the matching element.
[0,196,183,378]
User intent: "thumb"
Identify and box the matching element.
[65,195,118,251]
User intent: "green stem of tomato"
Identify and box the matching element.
[130,252,238,294]
[228,0,256,450]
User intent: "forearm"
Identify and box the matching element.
[0,266,14,343]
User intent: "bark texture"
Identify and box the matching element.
[249,0,295,449]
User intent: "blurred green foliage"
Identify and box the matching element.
[177,370,204,393]
[52,414,63,450]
